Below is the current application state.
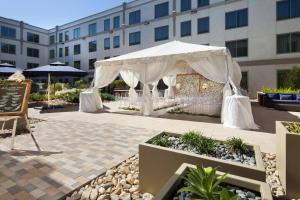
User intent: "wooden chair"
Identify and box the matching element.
[0,80,32,150]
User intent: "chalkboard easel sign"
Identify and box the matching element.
[0,80,32,116]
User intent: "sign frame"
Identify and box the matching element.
[0,80,32,117]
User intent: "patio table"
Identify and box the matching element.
[79,89,102,112]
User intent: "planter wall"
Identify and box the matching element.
[139,132,266,195]
[276,121,300,199]
[155,163,272,200]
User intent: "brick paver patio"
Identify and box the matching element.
[0,119,157,200]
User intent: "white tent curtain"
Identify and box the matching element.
[163,75,176,99]
[91,41,257,129]
[120,70,139,104]
[151,80,159,99]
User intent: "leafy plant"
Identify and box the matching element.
[113,80,127,89]
[283,66,300,89]
[74,80,88,89]
[178,166,238,200]
[285,122,300,134]
[29,92,47,101]
[101,93,116,101]
[182,131,216,155]
[225,137,249,154]
[148,134,174,147]
[261,86,300,94]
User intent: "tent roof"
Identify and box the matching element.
[0,63,15,67]
[97,41,227,65]
[0,67,23,74]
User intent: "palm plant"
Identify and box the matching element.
[178,166,237,200]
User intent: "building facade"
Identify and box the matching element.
[0,0,300,97]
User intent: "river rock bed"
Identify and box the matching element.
[158,135,256,166]
[66,155,153,200]
[262,153,285,198]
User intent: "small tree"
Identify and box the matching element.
[283,66,300,89]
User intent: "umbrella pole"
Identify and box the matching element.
[48,73,51,108]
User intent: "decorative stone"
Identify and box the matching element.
[142,193,154,200]
[119,192,131,200]
[90,188,98,200]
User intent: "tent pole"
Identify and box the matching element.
[48,73,51,108]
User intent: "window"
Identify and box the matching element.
[89,58,97,69]
[65,62,69,66]
[241,71,248,90]
[198,17,209,34]
[104,19,110,32]
[277,32,300,54]
[74,44,81,55]
[73,28,80,39]
[27,48,39,58]
[89,23,97,35]
[49,35,55,45]
[0,26,16,38]
[277,70,289,88]
[198,0,209,8]
[129,10,141,25]
[225,39,248,57]
[181,0,191,12]
[113,36,120,48]
[113,16,120,29]
[104,38,110,50]
[277,0,300,20]
[1,60,15,65]
[129,31,141,46]
[225,9,248,29]
[104,57,110,60]
[27,32,39,43]
[49,49,55,59]
[155,2,169,18]
[181,21,191,37]
[74,61,81,69]
[65,47,69,56]
[1,43,16,54]
[89,41,97,52]
[27,63,39,69]
[65,31,69,41]
[155,26,169,42]
[59,48,63,57]
[59,33,63,42]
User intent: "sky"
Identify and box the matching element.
[0,0,131,29]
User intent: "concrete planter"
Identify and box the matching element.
[155,163,272,200]
[276,121,300,199]
[139,132,266,195]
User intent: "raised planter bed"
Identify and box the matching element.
[155,163,272,200]
[139,132,265,195]
[276,121,300,199]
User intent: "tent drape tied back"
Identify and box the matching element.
[92,41,257,129]
[120,70,139,104]
[163,75,176,99]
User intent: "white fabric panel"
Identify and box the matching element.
[163,75,176,99]
[223,95,258,130]
[141,84,153,116]
[120,70,139,104]
[151,81,159,99]
[94,65,121,88]
[79,88,103,112]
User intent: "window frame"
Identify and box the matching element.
[113,36,120,48]
[129,31,141,46]
[225,39,248,58]
[88,23,97,36]
[27,32,40,43]
[89,41,97,52]
[27,47,39,58]
[73,44,81,55]
[113,16,120,29]
[104,38,110,50]
[197,17,209,34]
[225,8,248,30]
[104,19,110,32]
[129,10,141,25]
[181,20,192,37]
[155,2,169,19]
[155,25,169,42]
[181,0,192,12]
[1,43,16,54]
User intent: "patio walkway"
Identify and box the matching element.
[0,106,288,200]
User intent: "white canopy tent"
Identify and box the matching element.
[91,41,257,129]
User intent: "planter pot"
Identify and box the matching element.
[276,121,300,199]
[139,132,266,195]
[155,163,272,200]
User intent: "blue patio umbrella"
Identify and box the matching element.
[0,63,23,75]
[23,61,87,107]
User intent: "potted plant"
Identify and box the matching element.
[139,131,265,195]
[154,163,272,200]
[276,121,300,199]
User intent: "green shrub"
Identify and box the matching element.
[285,122,300,134]
[225,137,249,154]
[181,131,216,155]
[31,83,40,93]
[148,134,174,147]
[283,66,300,89]
[30,92,47,101]
[101,93,116,101]
[261,87,300,94]
[178,166,237,200]
[74,80,88,89]
[113,80,127,89]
